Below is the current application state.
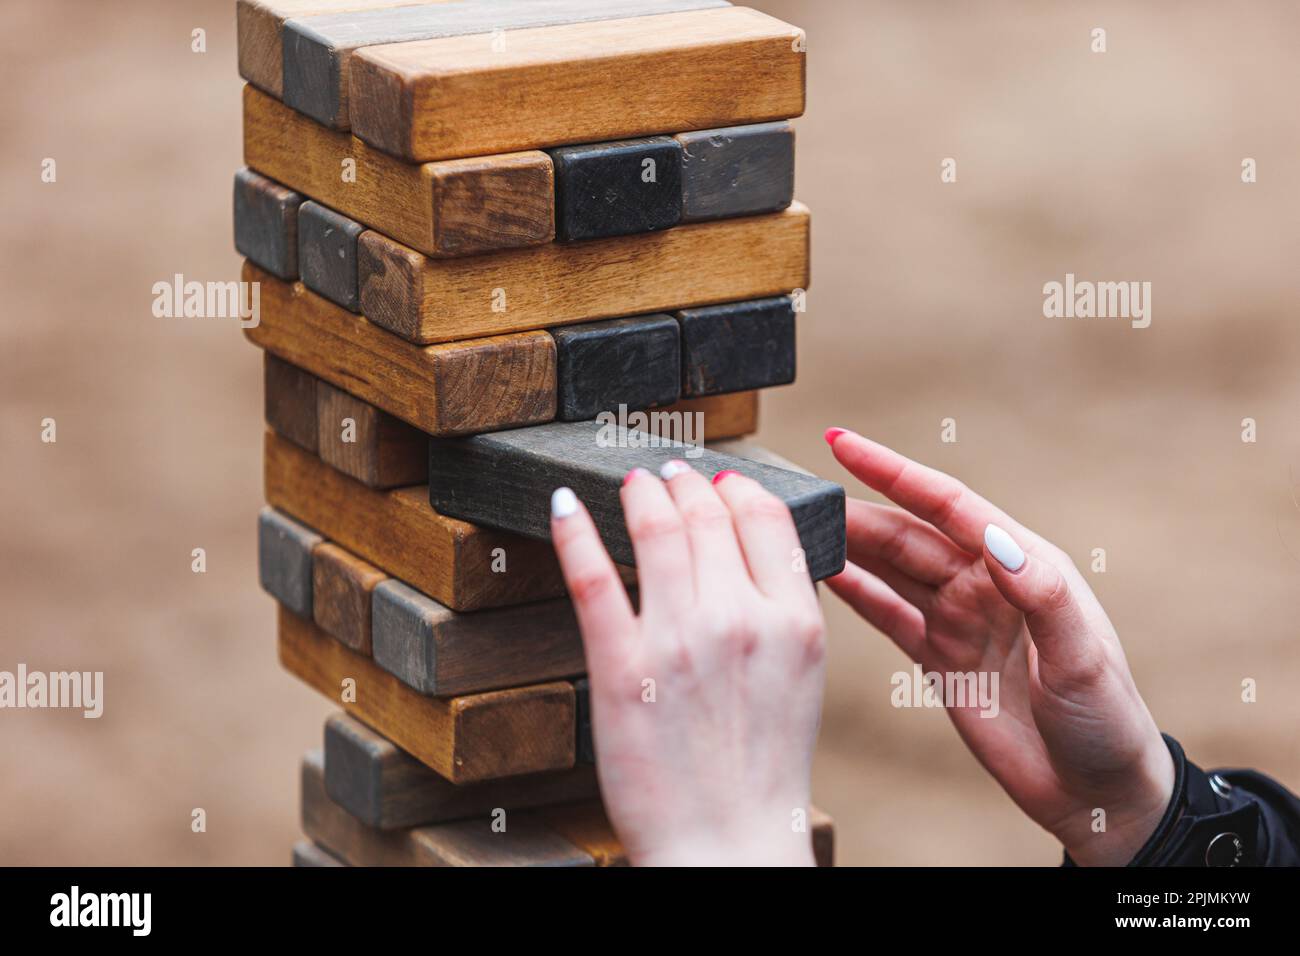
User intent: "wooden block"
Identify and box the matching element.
[707,439,810,475]
[236,1,431,97]
[258,507,323,617]
[679,295,796,397]
[357,204,809,345]
[263,353,318,453]
[243,85,555,258]
[244,262,557,437]
[549,137,682,242]
[312,542,387,655]
[371,580,584,697]
[233,167,302,280]
[810,805,835,868]
[298,201,364,312]
[291,839,348,867]
[281,608,576,783]
[324,713,599,830]
[286,0,728,131]
[661,391,758,441]
[302,749,594,866]
[350,6,805,161]
[676,121,795,223]
[536,802,627,866]
[427,421,847,581]
[573,677,594,765]
[315,380,426,488]
[551,316,680,422]
[265,431,566,612]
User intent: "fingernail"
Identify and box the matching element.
[623,467,650,487]
[712,469,740,485]
[660,460,691,481]
[551,487,579,519]
[824,427,850,446]
[984,524,1025,572]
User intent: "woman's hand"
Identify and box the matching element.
[825,428,1174,866]
[550,461,826,866]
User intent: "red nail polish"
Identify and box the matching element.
[712,469,740,485]
[824,427,849,447]
[623,468,647,487]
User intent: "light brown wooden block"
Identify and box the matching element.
[659,391,759,442]
[242,85,555,258]
[536,802,627,867]
[264,431,567,612]
[358,204,810,345]
[350,7,806,161]
[312,542,386,655]
[315,380,426,488]
[301,750,593,866]
[263,353,319,452]
[281,608,576,783]
[244,262,557,437]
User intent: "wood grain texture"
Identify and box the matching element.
[264,431,567,612]
[707,438,809,475]
[676,121,795,222]
[236,0,430,97]
[324,713,599,830]
[264,353,319,453]
[428,421,846,581]
[573,677,594,765]
[287,0,728,131]
[371,579,585,697]
[661,391,759,441]
[258,507,322,617]
[243,85,555,258]
[281,608,576,783]
[233,167,303,280]
[357,204,809,345]
[291,839,348,866]
[244,262,557,437]
[679,295,797,397]
[549,137,682,242]
[298,200,365,312]
[302,749,593,866]
[314,380,427,487]
[312,542,387,654]
[536,802,627,866]
[551,316,681,422]
[350,6,804,161]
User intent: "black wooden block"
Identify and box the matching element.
[257,507,322,617]
[233,167,303,280]
[427,421,846,581]
[574,677,594,765]
[298,201,365,312]
[676,122,795,223]
[548,137,683,242]
[550,315,681,421]
[678,295,797,397]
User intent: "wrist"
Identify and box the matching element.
[1062,736,1176,867]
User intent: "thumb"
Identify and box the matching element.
[982,524,1097,676]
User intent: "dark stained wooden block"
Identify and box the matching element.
[233,167,303,280]
[574,677,594,765]
[550,315,681,421]
[371,579,586,697]
[298,200,365,312]
[312,542,387,655]
[258,507,322,617]
[676,121,795,223]
[315,380,427,488]
[323,713,599,830]
[263,353,319,453]
[291,839,347,867]
[428,421,846,581]
[678,295,797,397]
[810,806,835,868]
[549,137,683,242]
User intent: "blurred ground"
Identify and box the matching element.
[1,0,1297,865]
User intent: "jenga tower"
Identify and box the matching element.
[235,0,840,867]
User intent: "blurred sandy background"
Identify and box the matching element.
[2,0,1297,865]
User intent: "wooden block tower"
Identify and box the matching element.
[236,0,839,867]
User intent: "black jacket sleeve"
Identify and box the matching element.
[1064,734,1300,867]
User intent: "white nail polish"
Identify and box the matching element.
[551,487,579,519]
[984,524,1025,572]
[660,460,691,481]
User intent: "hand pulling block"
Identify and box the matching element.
[427,421,846,581]
[324,713,599,830]
[550,316,681,421]
[234,167,303,280]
